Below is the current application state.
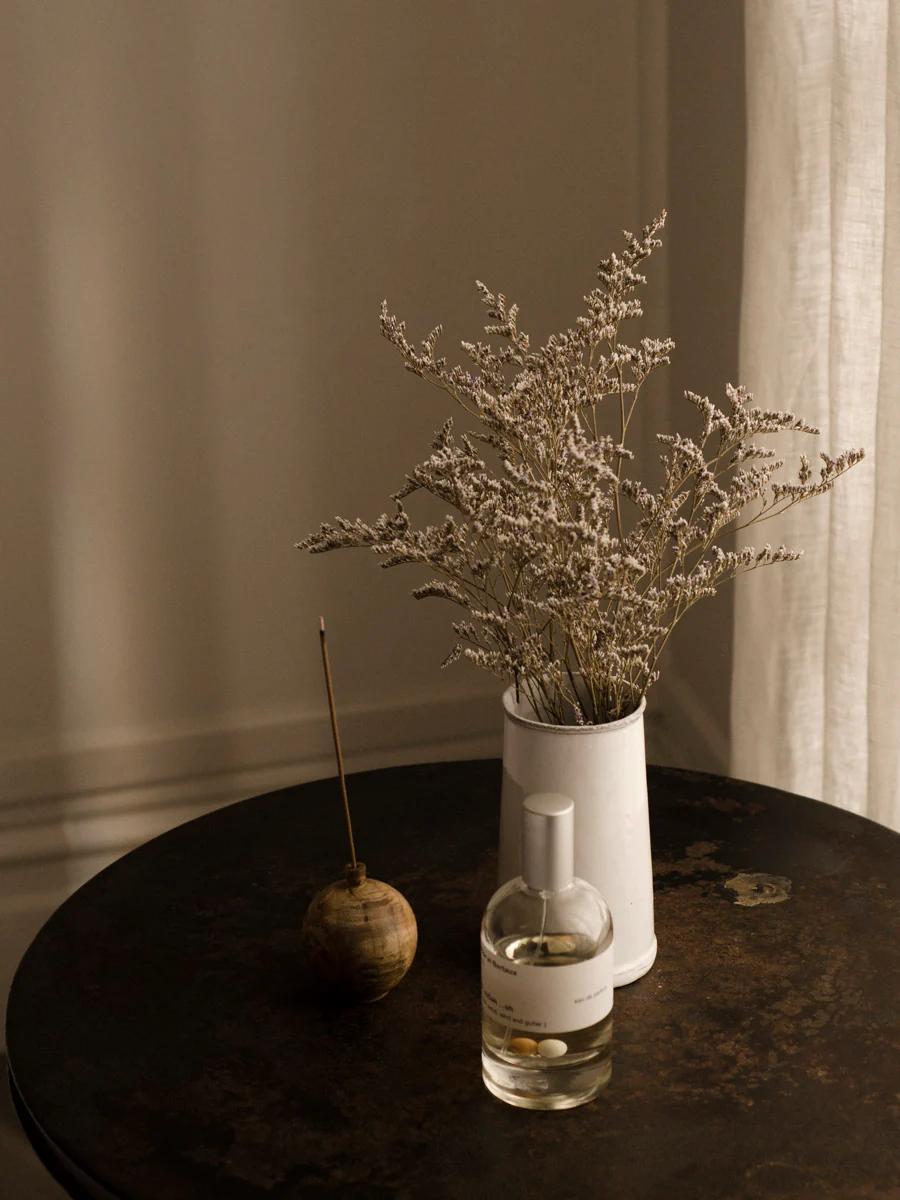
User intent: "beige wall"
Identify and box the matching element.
[0,1,745,1025]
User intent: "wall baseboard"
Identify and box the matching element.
[0,689,503,869]
[0,679,720,897]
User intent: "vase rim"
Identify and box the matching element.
[501,686,646,734]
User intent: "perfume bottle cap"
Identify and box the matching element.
[521,793,575,893]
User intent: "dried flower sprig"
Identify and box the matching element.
[297,213,864,725]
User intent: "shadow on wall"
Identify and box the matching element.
[0,3,235,1027]
[0,5,72,1033]
[655,0,745,774]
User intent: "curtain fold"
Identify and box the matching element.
[733,0,899,830]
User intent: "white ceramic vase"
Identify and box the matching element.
[498,686,657,987]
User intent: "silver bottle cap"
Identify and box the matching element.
[521,793,575,893]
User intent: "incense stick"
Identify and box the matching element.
[318,617,358,869]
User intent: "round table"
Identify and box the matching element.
[6,761,900,1199]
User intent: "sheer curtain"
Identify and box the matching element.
[732,1,899,830]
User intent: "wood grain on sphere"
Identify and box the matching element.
[300,863,417,1002]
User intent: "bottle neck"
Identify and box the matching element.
[518,879,576,900]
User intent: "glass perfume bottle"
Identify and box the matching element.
[481,793,613,1110]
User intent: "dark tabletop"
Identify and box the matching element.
[6,761,900,1200]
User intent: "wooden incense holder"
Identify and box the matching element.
[301,861,417,1002]
[300,618,418,1001]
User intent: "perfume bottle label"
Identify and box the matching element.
[481,941,613,1033]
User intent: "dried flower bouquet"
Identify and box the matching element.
[298,213,863,725]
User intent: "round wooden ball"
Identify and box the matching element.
[300,863,417,1002]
